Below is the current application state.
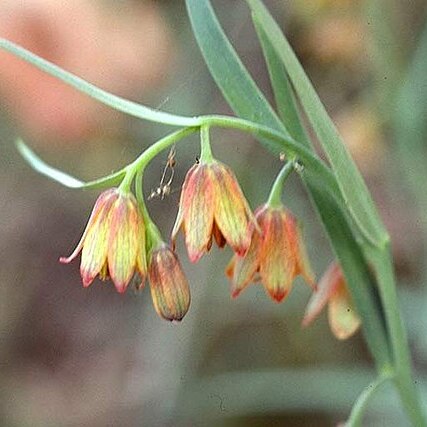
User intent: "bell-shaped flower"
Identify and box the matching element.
[226,204,315,302]
[302,262,361,340]
[172,160,255,263]
[148,243,191,321]
[60,188,146,293]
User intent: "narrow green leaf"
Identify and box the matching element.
[16,139,126,189]
[185,0,287,138]
[0,38,198,127]
[246,0,388,246]
[252,16,309,146]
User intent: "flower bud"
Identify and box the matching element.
[148,244,190,321]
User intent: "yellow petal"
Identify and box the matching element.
[79,189,119,287]
[178,164,215,262]
[328,284,361,340]
[211,162,253,256]
[107,193,139,293]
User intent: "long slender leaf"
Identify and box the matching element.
[16,139,126,189]
[246,0,387,247]
[0,38,197,127]
[253,17,309,145]
[185,0,286,136]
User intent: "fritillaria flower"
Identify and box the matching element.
[148,243,191,321]
[172,160,255,263]
[60,188,146,293]
[226,204,315,302]
[302,262,361,340]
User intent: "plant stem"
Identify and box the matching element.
[200,125,214,162]
[368,244,427,426]
[345,374,392,427]
[267,161,295,208]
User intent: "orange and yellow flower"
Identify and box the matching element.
[226,204,315,302]
[302,262,361,340]
[60,188,146,293]
[172,160,255,263]
[148,243,191,321]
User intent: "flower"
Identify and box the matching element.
[302,262,361,340]
[60,188,146,293]
[172,160,255,263]
[148,243,191,321]
[226,204,315,302]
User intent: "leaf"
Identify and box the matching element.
[16,139,126,189]
[0,38,197,127]
[185,0,286,136]
[252,16,309,146]
[246,0,388,246]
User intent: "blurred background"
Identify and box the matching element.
[0,0,426,426]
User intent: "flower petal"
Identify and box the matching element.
[181,164,215,262]
[149,246,191,321]
[226,228,261,298]
[211,162,253,256]
[259,208,295,302]
[328,284,361,340]
[79,190,119,287]
[286,213,315,288]
[60,188,117,265]
[302,262,341,327]
[107,193,140,293]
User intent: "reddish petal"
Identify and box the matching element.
[226,229,261,298]
[302,262,341,327]
[286,213,315,288]
[259,208,295,302]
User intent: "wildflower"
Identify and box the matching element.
[148,243,190,321]
[172,160,255,263]
[302,262,361,340]
[60,188,146,293]
[226,204,315,302]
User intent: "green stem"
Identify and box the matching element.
[368,244,427,426]
[345,374,392,427]
[266,161,295,208]
[134,169,164,253]
[200,125,213,162]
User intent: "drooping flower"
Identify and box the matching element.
[302,262,361,340]
[172,160,255,263]
[148,243,191,321]
[60,188,146,293]
[226,204,315,302]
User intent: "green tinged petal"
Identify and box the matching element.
[79,190,119,287]
[108,193,140,293]
[211,162,252,256]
